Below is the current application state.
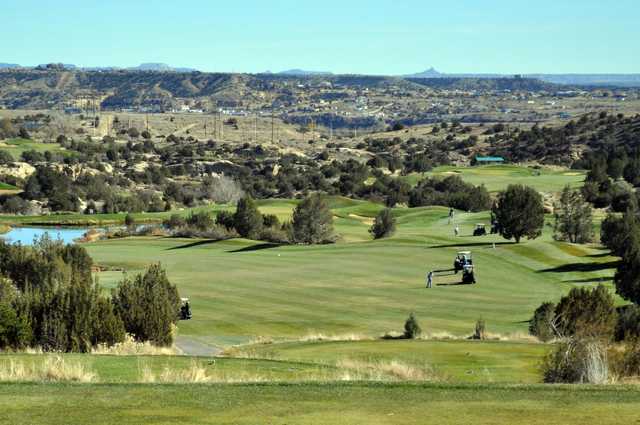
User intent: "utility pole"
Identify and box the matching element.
[254,112,258,143]
[271,108,275,144]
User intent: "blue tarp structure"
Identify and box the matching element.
[474,156,505,164]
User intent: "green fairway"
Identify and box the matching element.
[229,339,549,383]
[84,197,618,348]
[2,382,639,425]
[404,165,586,193]
[0,138,66,160]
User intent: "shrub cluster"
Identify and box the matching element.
[0,237,181,352]
[162,194,335,245]
[408,175,491,212]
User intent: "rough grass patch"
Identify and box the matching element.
[92,334,177,356]
[336,359,437,381]
[0,356,96,383]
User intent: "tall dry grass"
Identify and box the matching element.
[136,357,437,384]
[335,359,437,381]
[138,361,268,384]
[0,355,96,383]
[92,335,177,356]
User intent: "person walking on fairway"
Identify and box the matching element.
[426,271,433,288]
[454,225,459,237]
[448,208,454,224]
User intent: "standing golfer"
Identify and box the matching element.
[454,225,460,237]
[426,271,433,288]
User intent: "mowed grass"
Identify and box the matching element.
[85,197,618,348]
[231,339,549,383]
[404,164,586,193]
[2,382,639,425]
[0,353,337,383]
[0,138,66,160]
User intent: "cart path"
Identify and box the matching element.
[175,336,221,357]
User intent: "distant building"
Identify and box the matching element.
[474,156,505,165]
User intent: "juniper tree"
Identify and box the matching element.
[554,185,594,243]
[291,194,334,244]
[369,208,396,239]
[233,196,263,239]
[492,184,544,243]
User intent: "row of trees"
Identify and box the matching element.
[529,198,640,383]
[409,175,491,212]
[492,184,593,245]
[164,194,336,245]
[0,237,181,352]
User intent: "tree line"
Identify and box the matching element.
[0,237,180,352]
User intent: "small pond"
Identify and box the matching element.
[1,227,90,245]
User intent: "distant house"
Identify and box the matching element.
[474,156,505,165]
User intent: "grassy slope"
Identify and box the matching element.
[0,354,337,383]
[1,340,548,384]
[232,339,549,383]
[404,164,586,193]
[0,165,631,423]
[0,164,585,225]
[85,197,618,347]
[2,382,639,425]
[0,138,65,160]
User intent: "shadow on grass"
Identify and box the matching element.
[436,282,473,287]
[586,252,614,259]
[539,260,621,274]
[429,241,514,249]
[227,243,282,253]
[562,276,614,284]
[166,239,225,250]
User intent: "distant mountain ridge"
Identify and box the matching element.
[0,62,198,72]
[405,67,640,87]
[129,63,197,72]
[277,69,333,76]
[2,62,639,85]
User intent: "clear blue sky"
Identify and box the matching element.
[2,0,638,74]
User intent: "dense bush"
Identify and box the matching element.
[369,208,396,239]
[408,175,490,212]
[403,313,421,339]
[614,229,640,305]
[233,196,263,239]
[0,238,125,352]
[112,263,181,347]
[615,305,640,341]
[163,213,186,229]
[554,285,617,339]
[215,210,235,230]
[0,301,31,350]
[600,212,637,257]
[291,194,334,244]
[553,185,593,243]
[542,339,609,384]
[529,302,556,342]
[186,211,214,231]
[492,184,544,243]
